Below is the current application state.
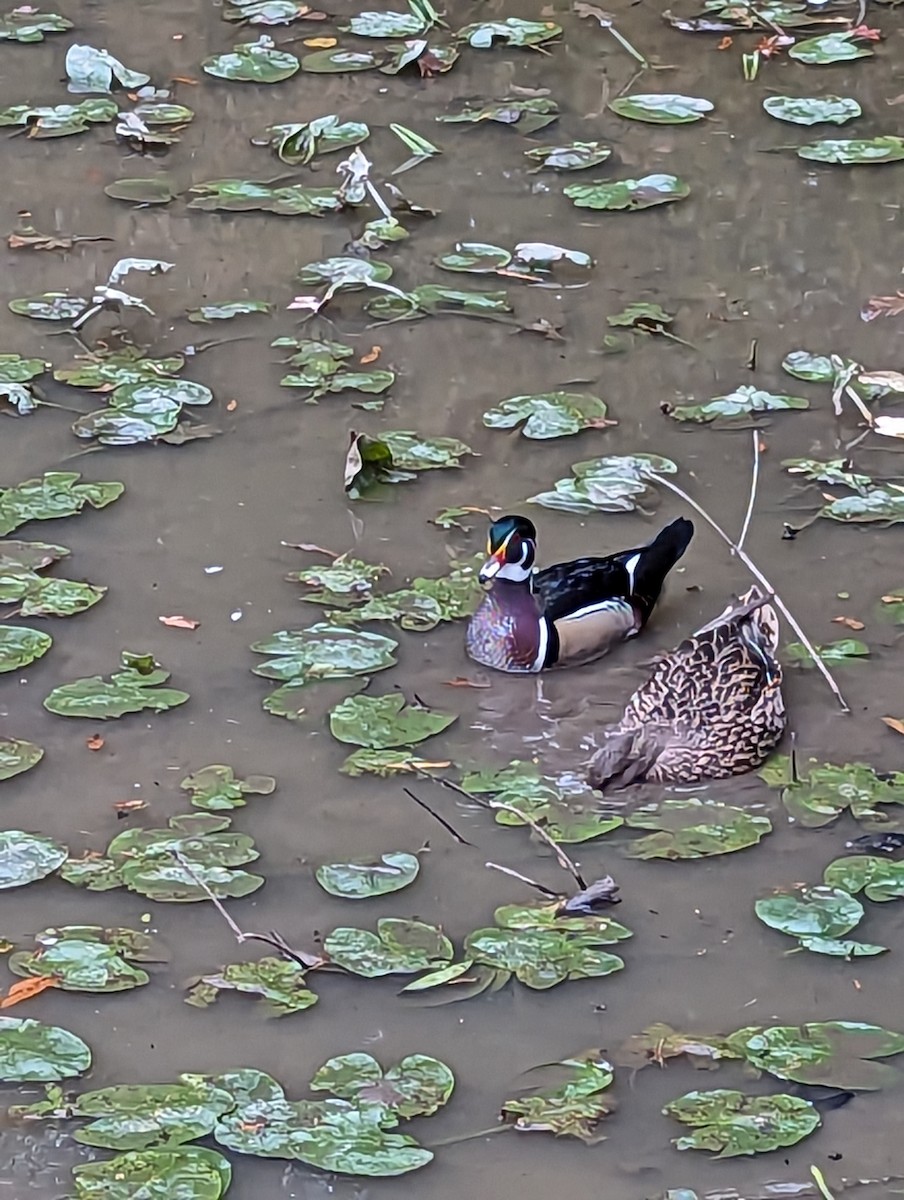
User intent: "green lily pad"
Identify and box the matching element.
[0,625,51,671]
[779,760,904,830]
[329,693,456,749]
[339,749,450,777]
[275,336,394,402]
[0,354,48,414]
[824,855,904,902]
[528,453,678,514]
[289,553,388,606]
[763,95,861,125]
[0,737,44,781]
[344,430,472,497]
[789,32,875,64]
[325,918,453,977]
[0,572,105,616]
[9,292,88,320]
[434,242,513,273]
[0,99,117,137]
[300,47,381,72]
[494,903,632,943]
[203,35,299,81]
[437,96,559,133]
[54,349,185,390]
[817,486,904,524]
[565,174,689,211]
[44,650,189,719]
[0,830,67,889]
[223,0,317,21]
[187,300,273,322]
[524,141,611,171]
[73,1147,231,1199]
[9,926,160,992]
[798,135,904,165]
[0,1016,91,1081]
[607,302,682,341]
[0,540,69,570]
[782,457,873,493]
[256,115,369,164]
[501,1052,615,1142]
[623,799,772,860]
[755,885,867,951]
[71,1078,234,1151]
[483,392,611,440]
[364,284,512,321]
[65,44,149,92]
[616,1023,738,1071]
[181,764,276,811]
[463,926,624,989]
[188,178,342,215]
[0,8,72,41]
[316,852,420,899]
[344,5,433,37]
[458,17,561,47]
[252,624,397,688]
[664,386,809,423]
[664,1089,820,1157]
[310,1052,454,1118]
[0,472,123,537]
[786,638,869,667]
[186,957,318,1016]
[104,177,177,205]
[732,1021,904,1090]
[609,94,712,124]
[880,589,904,624]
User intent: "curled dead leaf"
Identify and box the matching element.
[717,35,733,48]
[0,976,58,1008]
[882,717,904,736]
[360,346,382,364]
[159,615,201,630]
[442,677,492,688]
[114,798,148,817]
[86,734,105,751]
[304,36,336,47]
[832,616,865,631]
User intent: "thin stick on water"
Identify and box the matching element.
[485,861,561,899]
[736,429,760,554]
[170,850,318,972]
[402,787,473,846]
[654,460,851,713]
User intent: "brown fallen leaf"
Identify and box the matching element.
[226,399,238,411]
[882,717,904,736]
[360,346,381,364]
[170,75,199,85]
[159,614,200,630]
[832,616,865,631]
[114,798,148,817]
[86,734,104,751]
[442,677,492,688]
[881,593,904,605]
[304,36,336,47]
[0,976,58,1008]
[860,292,904,321]
[717,34,733,48]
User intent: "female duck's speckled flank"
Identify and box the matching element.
[587,586,786,789]
[465,514,694,673]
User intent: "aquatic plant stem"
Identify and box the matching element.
[485,861,561,899]
[736,430,760,553]
[653,472,851,713]
[402,786,473,845]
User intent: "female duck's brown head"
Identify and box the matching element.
[479,514,537,585]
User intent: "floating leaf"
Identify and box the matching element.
[9,292,88,320]
[325,918,453,977]
[785,639,869,667]
[798,135,904,164]
[344,7,432,37]
[458,17,561,48]
[104,177,177,205]
[0,737,44,781]
[0,540,69,570]
[73,1147,231,1200]
[0,570,105,616]
[790,32,875,64]
[9,927,160,993]
[252,623,397,688]
[664,386,808,423]
[339,749,451,777]
[310,1052,454,1118]
[824,856,904,902]
[187,957,317,1017]
[779,760,904,830]
[300,47,380,72]
[755,885,867,953]
[501,1052,615,1142]
[69,1078,234,1152]
[817,486,904,524]
[664,1089,820,1157]
[609,94,712,124]
[782,457,873,493]
[316,852,420,898]
[223,0,322,22]
[0,472,123,537]
[329,694,456,748]
[288,553,388,605]
[624,799,772,859]
[0,98,117,137]
[71,391,186,446]
[44,650,189,719]
[524,141,611,171]
[55,349,184,390]
[344,430,472,497]
[0,831,67,889]
[187,300,273,323]
[0,1016,90,1081]
[65,44,150,93]
[256,115,369,164]
[528,452,677,514]
[0,625,51,671]
[763,95,861,125]
[276,336,394,402]
[365,284,511,321]
[483,392,611,440]
[565,174,689,211]
[0,8,72,41]
[732,1021,904,1090]
[463,926,624,989]
[181,764,276,811]
[437,97,559,134]
[188,178,343,215]
[203,35,299,81]
[0,354,47,415]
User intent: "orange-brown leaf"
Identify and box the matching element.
[360,346,381,364]
[832,616,865,631]
[159,614,200,630]
[442,677,492,688]
[717,35,733,49]
[86,734,105,751]
[303,36,336,47]
[0,976,58,1008]
[114,798,148,816]
[882,717,904,736]
[861,292,904,322]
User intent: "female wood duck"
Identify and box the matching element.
[586,586,786,789]
[465,514,694,673]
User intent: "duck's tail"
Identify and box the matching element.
[627,517,694,623]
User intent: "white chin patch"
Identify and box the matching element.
[495,562,532,583]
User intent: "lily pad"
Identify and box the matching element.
[754,885,875,957]
[565,174,689,211]
[325,918,453,977]
[252,623,397,686]
[55,349,184,390]
[0,540,69,570]
[255,115,369,164]
[364,284,512,321]
[181,764,276,811]
[65,44,150,93]
[763,95,861,126]
[70,1078,234,1151]
[339,749,450,777]
[186,957,318,1017]
[458,17,561,48]
[782,457,873,493]
[0,472,123,536]
[276,337,394,402]
[501,1052,615,1142]
[483,392,611,440]
[463,926,624,989]
[0,354,47,414]
[300,48,381,73]
[437,97,559,134]
[0,737,44,781]
[288,553,388,606]
[824,855,904,902]
[786,638,869,667]
[9,292,88,320]
[73,1147,231,1199]
[187,300,273,322]
[344,430,472,497]
[329,694,456,749]
[203,35,299,82]
[223,0,320,21]
[344,4,434,37]
[44,650,189,719]
[104,177,177,205]
[528,452,678,514]
[817,486,904,525]
[664,386,808,423]
[624,799,772,860]
[609,94,712,124]
[0,99,117,137]
[790,32,875,64]
[0,1016,91,1081]
[187,179,343,216]
[732,1021,904,1090]
[798,136,904,165]
[316,852,420,899]
[9,926,159,992]
[310,1052,453,1118]
[0,8,72,41]
[0,625,51,671]
[779,760,904,830]
[524,141,611,171]
[0,830,67,889]
[0,571,105,616]
[664,1089,820,1157]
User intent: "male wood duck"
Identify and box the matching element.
[465,514,694,673]
[586,586,786,789]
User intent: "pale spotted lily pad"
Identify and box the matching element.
[324,918,453,977]
[528,453,678,514]
[181,765,276,811]
[255,115,369,164]
[0,9,73,41]
[344,430,473,498]
[310,1053,454,1118]
[44,650,189,719]
[664,386,808,423]
[9,292,88,320]
[329,693,456,748]
[436,241,593,278]
[824,855,904,902]
[778,760,904,830]
[300,47,381,73]
[730,1021,904,1090]
[501,1052,615,1142]
[316,852,420,899]
[0,573,104,616]
[609,94,712,124]
[202,36,299,82]
[65,44,150,93]
[789,32,875,64]
[786,638,869,667]
[73,1147,231,1199]
[54,349,184,390]
[0,472,123,536]
[565,174,689,211]
[9,926,163,992]
[187,301,273,323]
[0,99,117,138]
[817,486,904,524]
[223,0,321,21]
[437,97,559,134]
[364,284,512,321]
[288,554,389,606]
[343,0,437,38]
[458,17,561,48]
[623,799,772,860]
[0,1016,91,1081]
[0,625,52,671]
[797,136,904,165]
[186,957,318,1017]
[664,1089,820,1156]
[275,337,394,403]
[187,179,342,215]
[462,925,624,989]
[67,1078,235,1151]
[483,392,611,440]
[524,141,610,171]
[763,96,861,126]
[0,830,67,889]
[782,458,873,493]
[755,885,884,957]
[0,737,44,781]
[0,354,48,414]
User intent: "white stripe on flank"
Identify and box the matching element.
[560,598,634,622]
[531,617,549,672]
[623,552,641,591]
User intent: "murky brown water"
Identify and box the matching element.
[2,0,904,1196]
